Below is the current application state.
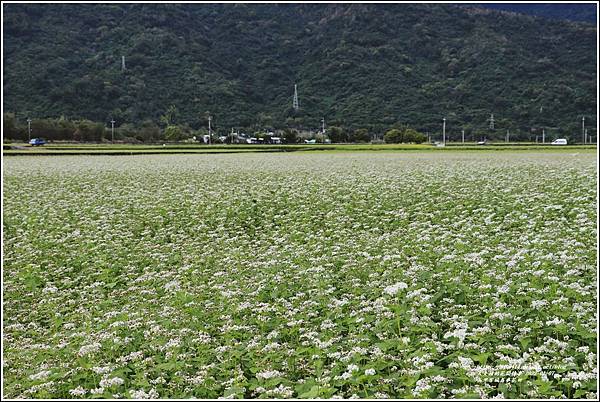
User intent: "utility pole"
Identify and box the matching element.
[121,56,126,71]
[585,128,588,144]
[582,116,585,144]
[542,128,545,143]
[442,117,446,145]
[208,115,212,145]
[293,84,299,111]
[27,118,32,141]
[110,119,115,143]
[462,129,465,143]
[321,117,325,143]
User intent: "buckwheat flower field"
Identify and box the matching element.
[2,151,597,399]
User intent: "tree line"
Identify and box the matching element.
[3,113,434,144]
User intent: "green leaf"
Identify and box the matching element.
[299,385,320,398]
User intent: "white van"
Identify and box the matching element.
[551,138,567,145]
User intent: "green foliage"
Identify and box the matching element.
[164,125,184,141]
[3,113,22,140]
[385,127,427,143]
[384,128,402,144]
[2,4,597,138]
[3,116,107,142]
[350,128,370,143]
[137,120,161,142]
[117,123,138,141]
[160,105,179,127]
[2,152,596,398]
[403,128,427,144]
[72,120,105,142]
[328,126,347,143]
[282,128,298,143]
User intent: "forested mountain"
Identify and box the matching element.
[473,3,597,24]
[3,3,597,138]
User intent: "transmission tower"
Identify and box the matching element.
[293,84,299,111]
[489,113,495,130]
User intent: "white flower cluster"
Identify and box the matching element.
[129,388,159,399]
[384,282,408,296]
[256,370,282,380]
[99,377,124,388]
[29,370,52,381]
[3,152,596,399]
[77,342,101,357]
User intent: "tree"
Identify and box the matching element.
[73,120,104,142]
[56,117,76,141]
[403,128,427,143]
[351,128,370,142]
[117,123,137,141]
[384,128,403,143]
[137,120,160,142]
[160,105,178,127]
[283,128,298,143]
[31,119,58,141]
[328,126,347,143]
[3,112,22,140]
[385,127,426,143]
[164,125,183,141]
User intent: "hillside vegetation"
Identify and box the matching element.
[473,3,597,23]
[3,3,597,139]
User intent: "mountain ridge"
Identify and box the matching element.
[470,3,597,24]
[3,3,597,137]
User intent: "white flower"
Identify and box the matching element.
[339,371,352,380]
[365,368,376,375]
[92,366,112,375]
[265,384,293,398]
[42,285,58,294]
[497,284,510,294]
[99,376,124,388]
[69,386,87,396]
[546,317,565,326]
[78,342,101,357]
[129,389,159,399]
[256,370,282,380]
[347,364,360,372]
[164,280,180,292]
[383,282,408,296]
[29,370,52,381]
[90,387,105,395]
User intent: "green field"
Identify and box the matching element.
[3,142,597,155]
[2,151,597,398]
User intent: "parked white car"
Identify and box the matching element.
[551,138,567,145]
